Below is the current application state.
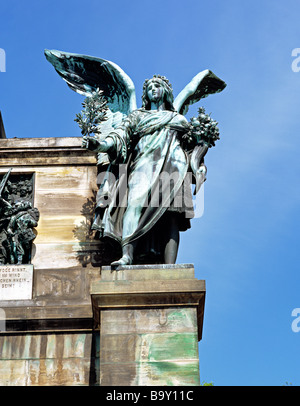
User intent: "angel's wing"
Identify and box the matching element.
[44,49,137,127]
[173,69,226,115]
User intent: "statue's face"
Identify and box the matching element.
[20,186,27,197]
[147,80,165,104]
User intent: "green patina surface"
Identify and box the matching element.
[147,332,198,361]
[133,308,200,385]
[165,308,196,331]
[137,333,200,385]
[136,361,200,386]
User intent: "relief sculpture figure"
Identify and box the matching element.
[45,50,226,265]
[0,169,39,265]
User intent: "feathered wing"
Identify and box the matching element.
[173,69,226,116]
[44,49,137,127]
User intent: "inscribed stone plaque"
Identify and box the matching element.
[0,265,33,300]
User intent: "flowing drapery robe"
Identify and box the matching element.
[93,108,194,260]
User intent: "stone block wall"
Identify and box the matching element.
[0,332,99,385]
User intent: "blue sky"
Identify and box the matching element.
[1,0,300,386]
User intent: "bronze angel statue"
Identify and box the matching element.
[45,49,226,266]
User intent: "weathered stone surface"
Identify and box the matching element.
[0,332,100,386]
[91,264,205,386]
[0,137,104,340]
[0,137,96,166]
[100,263,195,281]
[0,138,100,270]
[100,308,197,335]
[99,310,200,386]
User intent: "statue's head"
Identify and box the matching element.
[142,75,175,111]
[7,181,17,194]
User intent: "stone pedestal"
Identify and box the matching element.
[91,264,205,386]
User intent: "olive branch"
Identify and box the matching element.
[74,88,108,136]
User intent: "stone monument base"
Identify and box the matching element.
[91,264,205,386]
[0,263,205,386]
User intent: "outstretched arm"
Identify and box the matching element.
[82,109,138,164]
[82,135,114,152]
